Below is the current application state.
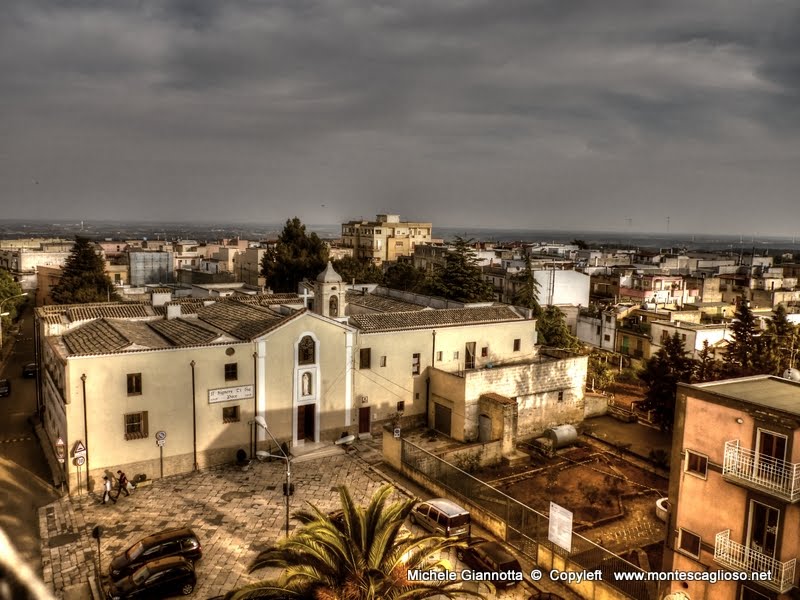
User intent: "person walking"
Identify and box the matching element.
[115,470,130,499]
[102,476,116,504]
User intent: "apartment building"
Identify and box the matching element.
[341,214,432,264]
[667,376,800,599]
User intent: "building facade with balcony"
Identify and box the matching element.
[341,214,432,265]
[667,376,800,599]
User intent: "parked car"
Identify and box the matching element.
[106,556,196,599]
[109,528,202,580]
[0,379,10,397]
[409,498,471,539]
[22,363,37,378]
[456,539,522,588]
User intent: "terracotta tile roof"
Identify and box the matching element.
[106,320,172,349]
[66,304,151,321]
[350,306,523,333]
[236,294,304,307]
[196,301,288,339]
[151,299,208,316]
[63,319,131,355]
[480,392,516,405]
[38,302,130,315]
[42,314,63,325]
[345,292,425,313]
[149,287,172,294]
[149,319,222,346]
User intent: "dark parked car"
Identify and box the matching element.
[22,363,37,378]
[106,556,196,599]
[0,379,10,397]
[110,528,202,580]
[456,539,522,588]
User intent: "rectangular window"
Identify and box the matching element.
[380,355,387,367]
[604,334,611,342]
[436,351,443,361]
[224,363,238,381]
[596,325,601,335]
[412,353,420,375]
[360,348,371,369]
[222,406,240,423]
[124,411,148,440]
[605,315,611,323]
[396,401,405,412]
[678,529,701,558]
[127,373,142,396]
[513,339,521,352]
[453,351,459,360]
[481,346,488,357]
[558,391,564,403]
[685,450,708,478]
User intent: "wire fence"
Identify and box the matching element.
[401,439,657,600]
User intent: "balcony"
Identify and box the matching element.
[715,530,796,593]
[723,440,800,503]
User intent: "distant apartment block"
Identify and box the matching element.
[129,249,174,286]
[341,214,432,264]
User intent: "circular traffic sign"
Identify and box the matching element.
[156,430,167,441]
[74,456,85,467]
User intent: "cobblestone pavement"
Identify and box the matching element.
[40,452,543,599]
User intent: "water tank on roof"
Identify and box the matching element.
[783,368,800,382]
[544,424,578,449]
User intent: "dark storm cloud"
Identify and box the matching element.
[2,0,800,234]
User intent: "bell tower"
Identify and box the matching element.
[315,261,347,318]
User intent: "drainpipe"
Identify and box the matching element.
[252,350,258,458]
[431,330,436,365]
[81,373,89,492]
[190,360,197,471]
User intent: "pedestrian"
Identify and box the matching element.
[115,470,130,499]
[102,476,116,504]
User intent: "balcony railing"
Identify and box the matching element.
[715,529,796,593]
[723,440,800,503]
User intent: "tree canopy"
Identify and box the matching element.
[724,299,757,376]
[536,305,582,351]
[332,256,384,286]
[228,484,483,600]
[261,218,329,293]
[427,237,494,303]
[51,237,119,304]
[638,332,696,431]
[383,262,429,293]
[0,271,25,339]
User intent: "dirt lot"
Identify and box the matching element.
[605,381,646,409]
[478,445,667,528]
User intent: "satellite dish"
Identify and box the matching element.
[783,368,800,382]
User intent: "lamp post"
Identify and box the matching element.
[253,415,292,537]
[0,292,28,350]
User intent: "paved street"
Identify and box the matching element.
[0,304,60,573]
[41,451,545,599]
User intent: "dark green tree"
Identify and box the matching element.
[332,256,383,285]
[571,239,589,250]
[261,218,329,293]
[427,237,494,302]
[724,300,758,376]
[511,254,542,317]
[537,305,582,351]
[0,271,25,341]
[383,262,428,293]
[638,332,696,431]
[230,484,483,600]
[695,339,720,382]
[51,237,120,304]
[765,304,799,374]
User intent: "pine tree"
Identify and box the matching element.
[51,237,119,304]
[331,256,384,285]
[261,218,329,293]
[427,237,495,302]
[767,304,798,374]
[537,305,582,351]
[639,332,696,431]
[383,262,428,293]
[695,339,719,382]
[512,254,542,317]
[724,299,757,376]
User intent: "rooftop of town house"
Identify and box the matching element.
[151,299,209,316]
[148,318,227,346]
[66,303,154,321]
[345,290,427,313]
[350,305,524,333]
[234,293,304,307]
[688,375,800,417]
[194,301,295,340]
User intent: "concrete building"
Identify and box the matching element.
[129,250,174,286]
[232,247,268,287]
[0,239,74,291]
[649,320,733,360]
[341,214,432,265]
[667,375,800,599]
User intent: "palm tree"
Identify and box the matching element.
[228,484,485,600]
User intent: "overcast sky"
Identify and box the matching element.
[2,1,800,235]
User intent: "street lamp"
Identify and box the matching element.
[253,415,293,537]
[0,292,28,350]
